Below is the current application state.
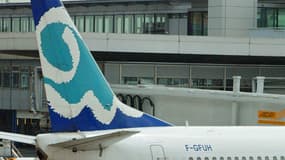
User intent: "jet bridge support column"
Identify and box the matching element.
[231,102,239,125]
[256,76,265,94]
[232,76,241,125]
[233,76,241,94]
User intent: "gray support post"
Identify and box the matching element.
[256,76,265,94]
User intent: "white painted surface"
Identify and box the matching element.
[33,127,285,160]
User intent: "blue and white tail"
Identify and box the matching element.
[31,0,171,132]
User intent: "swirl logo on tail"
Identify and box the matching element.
[33,4,171,132]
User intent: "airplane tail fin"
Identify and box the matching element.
[31,0,171,132]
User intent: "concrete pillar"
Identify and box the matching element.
[233,76,241,94]
[231,102,239,125]
[256,76,265,94]
[208,0,258,37]
[232,76,241,125]
[251,79,256,93]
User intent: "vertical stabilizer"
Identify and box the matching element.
[31,0,171,132]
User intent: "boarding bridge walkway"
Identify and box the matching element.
[0,33,285,58]
[112,76,285,126]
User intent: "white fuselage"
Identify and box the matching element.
[36,126,285,160]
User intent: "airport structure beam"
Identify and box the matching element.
[1,33,285,57]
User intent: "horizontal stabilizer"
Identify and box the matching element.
[49,130,139,151]
[0,131,36,145]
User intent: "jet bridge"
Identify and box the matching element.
[112,76,285,126]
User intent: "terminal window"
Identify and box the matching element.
[2,17,11,32]
[20,17,30,32]
[157,78,189,88]
[123,77,154,85]
[226,79,252,92]
[105,15,114,33]
[12,17,20,32]
[85,16,94,32]
[0,67,30,89]
[12,71,20,88]
[75,16,85,32]
[192,79,224,90]
[124,15,134,34]
[188,11,208,36]
[258,7,285,28]
[20,72,29,89]
[0,13,169,34]
[135,15,144,34]
[95,16,104,33]
[3,72,10,88]
[115,15,124,34]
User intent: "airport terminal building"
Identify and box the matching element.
[0,0,284,133]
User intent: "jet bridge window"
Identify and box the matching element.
[123,77,154,85]
[2,17,11,32]
[249,156,254,160]
[95,16,104,33]
[188,12,208,36]
[227,157,232,160]
[21,17,30,32]
[105,15,114,33]
[212,157,217,160]
[281,156,285,160]
[257,156,262,160]
[242,156,246,160]
[30,17,35,32]
[115,15,124,33]
[189,157,194,160]
[155,14,167,34]
[235,156,239,160]
[20,72,29,89]
[220,157,225,160]
[12,17,20,32]
[144,14,155,34]
[265,156,269,160]
[85,16,94,32]
[75,16,85,32]
[257,8,285,28]
[192,78,224,90]
[124,15,134,34]
[205,157,209,160]
[12,70,20,88]
[273,156,277,160]
[135,14,144,33]
[3,71,10,88]
[197,157,202,160]
[157,78,189,88]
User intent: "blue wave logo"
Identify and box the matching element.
[41,22,114,110]
[38,15,171,131]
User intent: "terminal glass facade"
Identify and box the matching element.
[105,63,285,93]
[258,7,285,28]
[0,14,169,34]
[0,66,31,89]
[105,15,113,33]
[188,11,208,36]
